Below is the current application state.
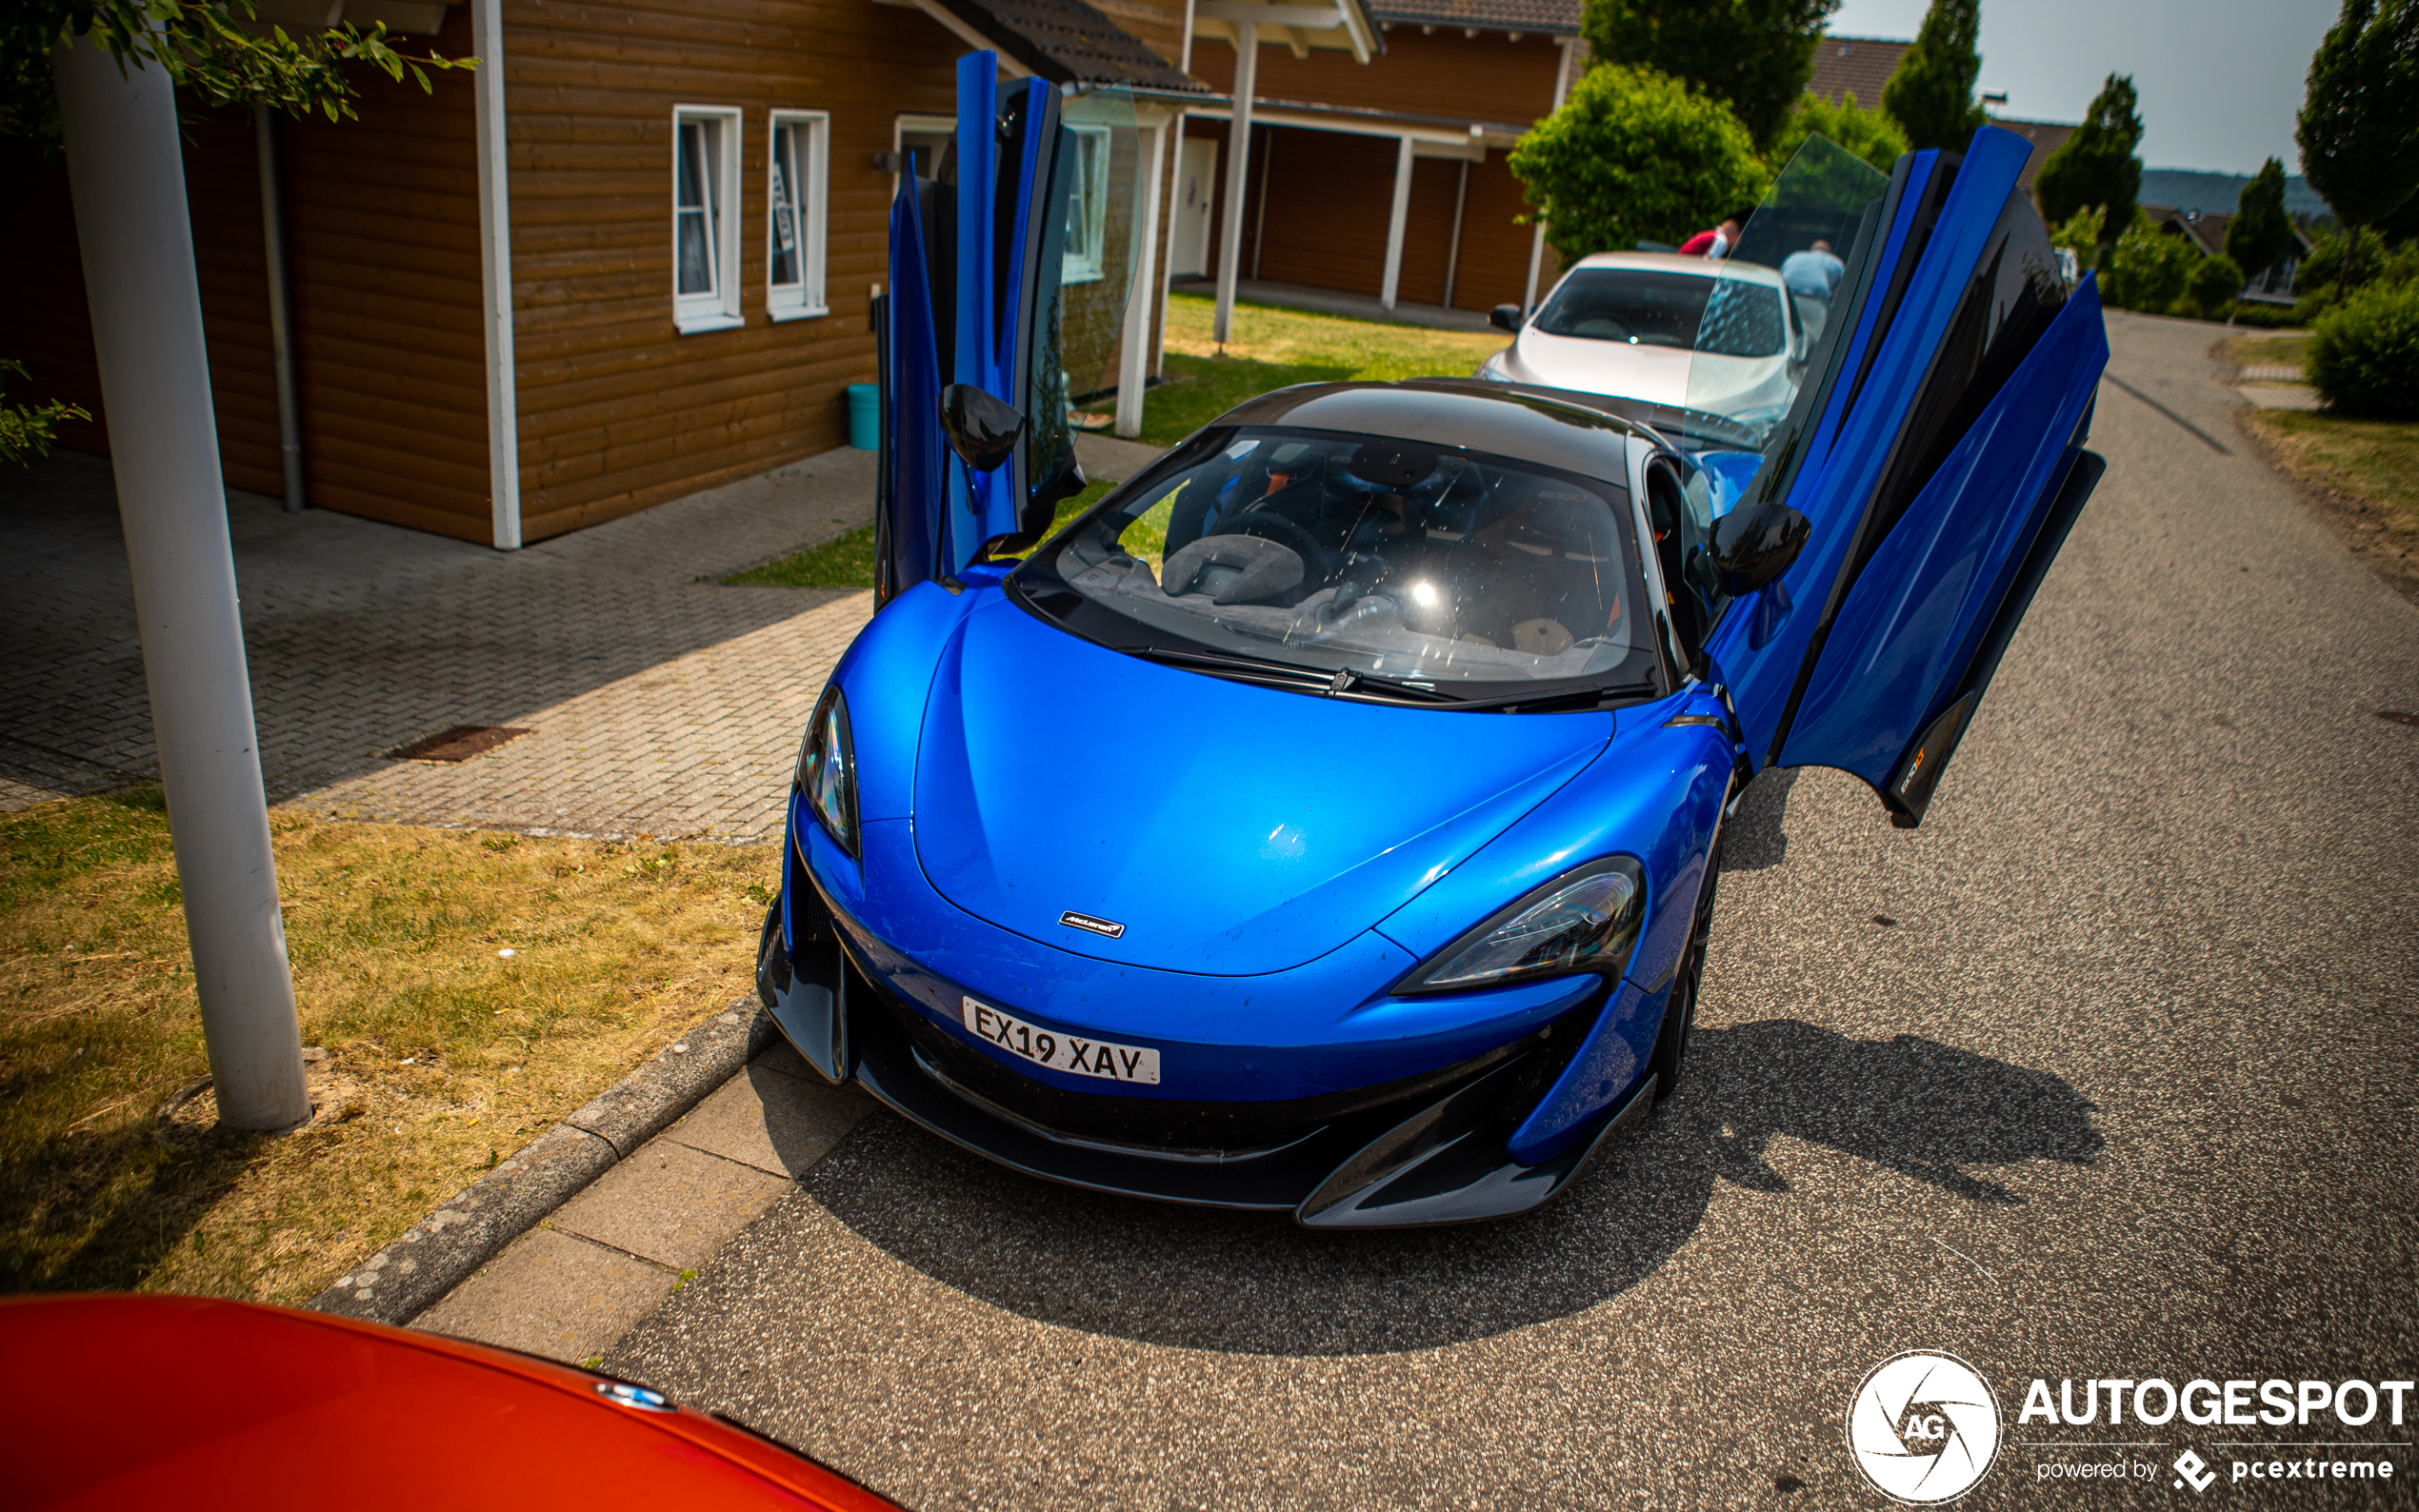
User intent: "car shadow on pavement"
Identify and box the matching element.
[1721,766,1795,871]
[799,1019,2102,1356]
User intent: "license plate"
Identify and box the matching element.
[960,996,1161,1085]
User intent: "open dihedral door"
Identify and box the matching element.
[875,53,1137,604]
[1695,125,2110,826]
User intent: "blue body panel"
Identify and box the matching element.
[911,597,1610,976]
[808,805,1606,1102]
[1779,279,2107,782]
[1704,145,1969,765]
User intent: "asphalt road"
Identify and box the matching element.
[608,312,2419,1509]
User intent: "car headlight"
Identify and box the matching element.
[793,685,859,858]
[1402,858,1646,992]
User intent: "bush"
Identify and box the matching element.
[2051,205,2105,274]
[1509,65,1769,265]
[2309,282,2419,418]
[2098,211,2199,311]
[2181,254,2245,319]
[2228,300,2304,328]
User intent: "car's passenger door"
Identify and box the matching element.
[877,56,1139,601]
[1702,126,2110,826]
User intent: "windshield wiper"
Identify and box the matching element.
[1437,681,1660,714]
[1129,647,1458,704]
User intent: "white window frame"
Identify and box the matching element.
[766,109,830,322]
[1061,124,1112,286]
[671,105,744,334]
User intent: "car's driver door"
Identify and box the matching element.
[1700,126,2110,826]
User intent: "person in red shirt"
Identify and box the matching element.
[1678,209,1757,259]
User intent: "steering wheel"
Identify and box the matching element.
[1210,508,1331,587]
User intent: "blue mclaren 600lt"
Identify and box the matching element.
[756,55,2109,1228]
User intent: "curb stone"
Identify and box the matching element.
[308,996,775,1324]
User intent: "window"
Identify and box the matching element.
[767,110,829,321]
[1061,124,1111,285]
[672,106,743,333]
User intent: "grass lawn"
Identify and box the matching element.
[2221,332,2419,596]
[1088,291,1509,448]
[2226,330,2309,373]
[728,296,1506,586]
[1,787,772,1304]
[724,478,1120,588]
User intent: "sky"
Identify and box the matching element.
[1826,0,2341,176]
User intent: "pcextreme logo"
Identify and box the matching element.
[1847,1351,2004,1503]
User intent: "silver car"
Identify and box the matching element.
[1477,252,1809,434]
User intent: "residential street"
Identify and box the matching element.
[592,312,2419,1508]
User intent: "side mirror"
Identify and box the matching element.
[1489,304,1523,334]
[1710,502,1810,596]
[938,384,1023,472]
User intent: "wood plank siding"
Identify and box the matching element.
[1,20,493,540]
[501,0,964,541]
[1192,28,1563,129]
[2,106,289,499]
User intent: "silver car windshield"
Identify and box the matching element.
[1020,428,1658,695]
[1533,269,1789,359]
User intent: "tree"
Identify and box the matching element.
[1882,0,1987,151]
[1578,0,1839,150]
[1509,65,1770,264]
[2050,205,2105,273]
[2036,75,2144,247]
[2225,158,2295,282]
[1769,89,1909,178]
[3,1,469,149]
[2295,0,2419,304]
[2098,211,2198,312]
[2187,253,2245,318]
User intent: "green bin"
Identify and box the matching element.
[846,383,880,450]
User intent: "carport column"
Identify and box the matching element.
[1116,115,1170,438]
[1523,35,1578,312]
[1211,20,1258,348]
[1380,134,1415,309]
[51,37,311,1132]
[473,0,523,551]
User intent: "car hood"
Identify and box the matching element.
[1503,329,1789,412]
[911,599,1611,977]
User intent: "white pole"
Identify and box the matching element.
[1116,117,1169,439]
[1211,21,1257,348]
[1380,134,1414,309]
[472,0,522,551]
[1524,36,1578,313]
[1153,113,1187,379]
[52,36,310,1132]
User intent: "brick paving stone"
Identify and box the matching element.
[3,434,1160,835]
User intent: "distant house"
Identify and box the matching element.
[1804,33,1911,112]
[2142,204,2310,302]
[1804,35,2076,205]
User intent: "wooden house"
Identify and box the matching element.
[7,0,1207,548]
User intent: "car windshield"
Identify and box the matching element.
[1012,428,1659,699]
[1532,269,1789,358]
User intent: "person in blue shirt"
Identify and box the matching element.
[1780,238,1846,302]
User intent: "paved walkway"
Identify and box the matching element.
[1,433,1162,842]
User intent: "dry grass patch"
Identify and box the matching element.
[1,787,774,1304]
[2241,410,2419,603]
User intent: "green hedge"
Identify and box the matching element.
[2228,301,2305,329]
[2309,283,2419,419]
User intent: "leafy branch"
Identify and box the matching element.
[0,360,90,467]
[3,0,476,149]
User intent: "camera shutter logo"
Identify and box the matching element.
[1846,1351,2004,1503]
